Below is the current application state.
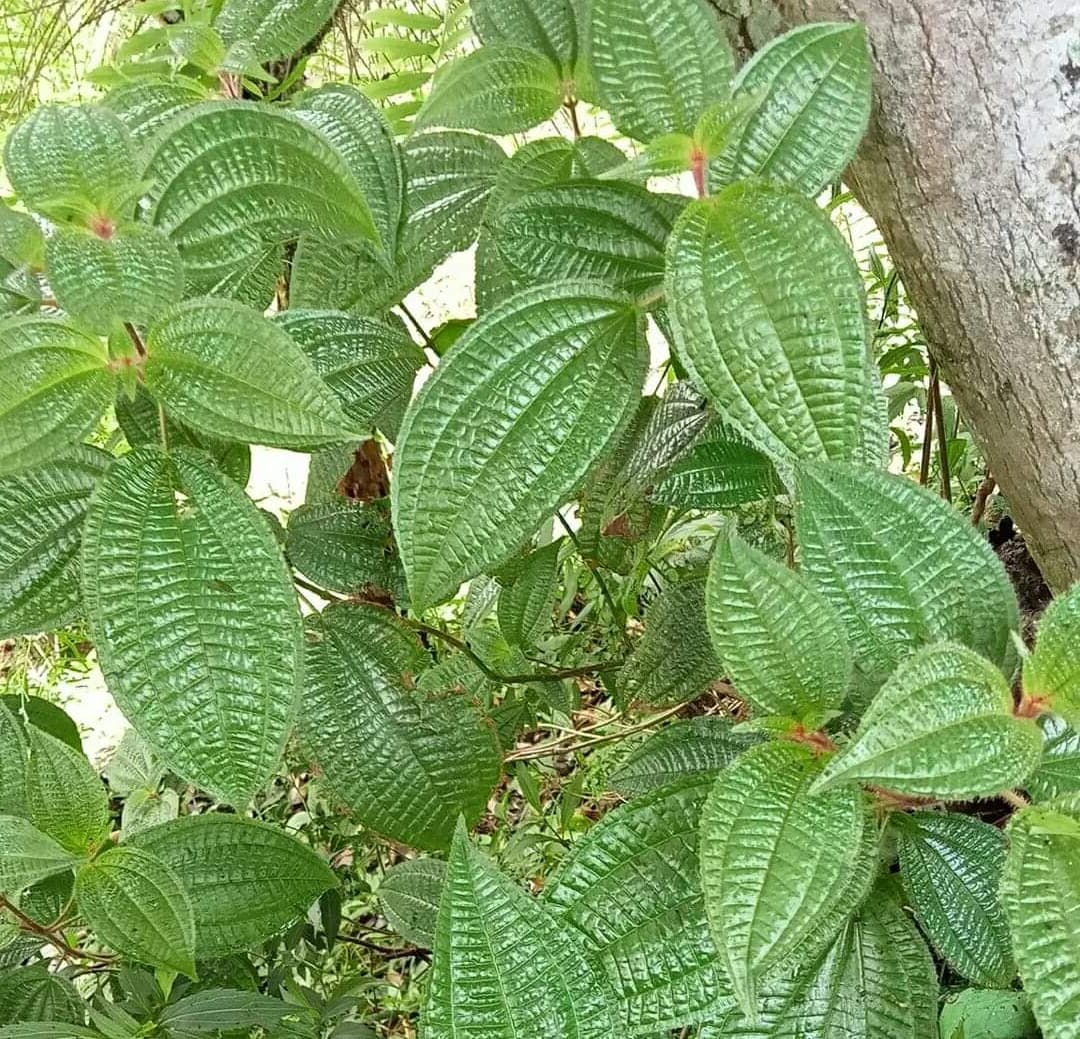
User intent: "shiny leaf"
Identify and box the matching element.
[1028,715,1080,802]
[472,0,577,72]
[497,539,561,646]
[379,857,446,948]
[649,429,779,509]
[0,703,28,816]
[101,76,210,150]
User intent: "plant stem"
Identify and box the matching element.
[123,321,146,358]
[1000,789,1031,810]
[0,894,115,964]
[157,403,169,451]
[555,512,631,651]
[918,370,935,486]
[565,99,582,139]
[971,470,996,526]
[505,702,686,761]
[397,301,440,366]
[930,358,952,502]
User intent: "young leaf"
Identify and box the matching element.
[472,0,577,73]
[896,811,1014,986]
[0,967,82,1025]
[588,0,734,141]
[144,299,358,449]
[392,282,647,610]
[1023,580,1080,723]
[665,183,868,470]
[74,845,197,977]
[649,429,779,509]
[706,528,851,720]
[812,642,1042,800]
[301,604,501,852]
[423,823,617,1037]
[81,447,301,806]
[699,740,875,1014]
[159,989,317,1038]
[0,317,115,477]
[128,814,337,957]
[216,0,338,70]
[0,206,44,269]
[415,45,563,134]
[0,817,83,896]
[796,462,1020,689]
[714,23,873,195]
[497,539,561,646]
[0,446,111,639]
[379,857,447,948]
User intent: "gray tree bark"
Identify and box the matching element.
[762,0,1080,591]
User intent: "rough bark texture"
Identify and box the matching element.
[764,0,1080,591]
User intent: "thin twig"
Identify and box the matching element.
[123,321,146,358]
[0,895,115,964]
[971,470,996,526]
[918,370,935,487]
[336,932,429,960]
[505,702,686,761]
[556,512,631,651]
[397,301,440,366]
[930,358,952,502]
[565,99,582,139]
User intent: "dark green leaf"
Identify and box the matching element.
[216,0,338,70]
[159,988,317,1038]
[0,968,82,1025]
[472,0,577,73]
[649,429,779,509]
[497,539,561,646]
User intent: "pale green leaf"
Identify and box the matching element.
[159,989,317,1038]
[353,36,438,59]
[216,0,338,69]
[714,23,872,195]
[121,787,179,839]
[649,429,779,509]
[359,70,431,100]
[0,1027,102,1039]
[0,206,45,268]
[0,702,28,815]
[1028,716,1080,802]
[75,845,197,977]
[81,447,301,806]
[0,317,115,477]
[101,76,210,150]
[497,539,561,646]
[393,282,647,610]
[379,857,446,948]
[128,814,337,957]
[301,604,501,851]
[0,967,82,1025]
[938,990,1037,1039]
[0,817,82,897]
[812,641,1042,799]
[107,726,171,801]
[706,528,851,720]
[1024,580,1080,723]
[363,8,443,30]
[665,183,868,470]
[473,0,577,72]
[622,380,711,483]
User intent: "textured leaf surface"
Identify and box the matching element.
[706,528,851,720]
[144,299,357,449]
[938,990,1037,1039]
[623,380,711,482]
[75,845,196,977]
[473,0,576,72]
[545,776,732,1031]
[393,282,647,610]
[0,968,81,1024]
[699,740,874,1013]
[416,45,563,134]
[0,446,110,639]
[589,0,734,140]
[379,857,446,948]
[666,183,867,470]
[715,23,872,195]
[101,76,210,149]
[423,823,617,1037]
[497,539,561,646]
[0,317,114,476]
[216,0,338,69]
[1002,796,1080,1039]
[1024,580,1080,724]
[0,703,28,815]
[129,814,336,957]
[649,430,779,509]
[0,817,82,896]
[896,811,1014,985]
[159,989,317,1037]
[813,642,1042,799]
[1028,716,1080,802]
[81,447,301,805]
[303,604,501,851]
[796,462,1019,688]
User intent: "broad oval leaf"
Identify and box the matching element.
[796,462,1020,689]
[473,0,577,73]
[423,822,617,1037]
[497,539,561,646]
[0,317,115,476]
[302,603,501,851]
[588,0,734,141]
[699,739,875,1014]
[666,183,868,470]
[216,0,338,70]
[379,857,446,948]
[649,429,779,509]
[74,845,197,977]
[0,967,82,1025]
[938,990,1038,1039]
[714,23,873,195]
[812,642,1042,800]
[129,814,337,957]
[0,817,82,897]
[392,282,648,610]
[1023,580,1080,724]
[0,446,110,639]
[104,729,164,798]
[101,76,210,150]
[144,299,358,449]
[896,810,1014,986]
[81,446,301,806]
[706,528,851,721]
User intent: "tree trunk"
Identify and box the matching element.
[765,0,1080,591]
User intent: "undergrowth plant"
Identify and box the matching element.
[1,0,1079,1037]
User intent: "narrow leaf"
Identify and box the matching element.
[159,989,316,1038]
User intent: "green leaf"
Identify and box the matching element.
[896,811,1014,986]
[0,817,82,896]
[75,845,197,977]
[699,739,875,1014]
[544,775,731,1032]
[588,0,734,141]
[393,282,647,610]
[81,446,301,806]
[0,446,111,639]
[0,702,28,815]
[473,0,577,72]
[0,206,44,268]
[359,69,432,100]
[618,576,721,707]
[649,429,779,509]
[665,183,868,471]
[159,989,317,1038]
[121,788,179,839]
[0,1027,102,1039]
[492,181,684,297]
[706,528,851,720]
[1002,795,1080,1038]
[812,642,1042,799]
[0,967,82,1024]
[45,222,183,335]
[144,299,357,449]
[379,857,446,948]
[610,717,761,798]
[1,697,82,753]
[497,539,561,646]
[3,104,139,222]
[301,604,501,852]
[796,462,1020,689]
[0,317,115,477]
[623,380,711,481]
[423,822,617,1037]
[938,990,1038,1039]
[354,36,438,59]
[415,45,563,134]
[1024,580,1080,723]
[363,8,443,30]
[26,726,110,855]
[128,814,336,957]
[1028,716,1080,802]
[216,0,338,70]
[714,23,872,195]
[101,76,210,150]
